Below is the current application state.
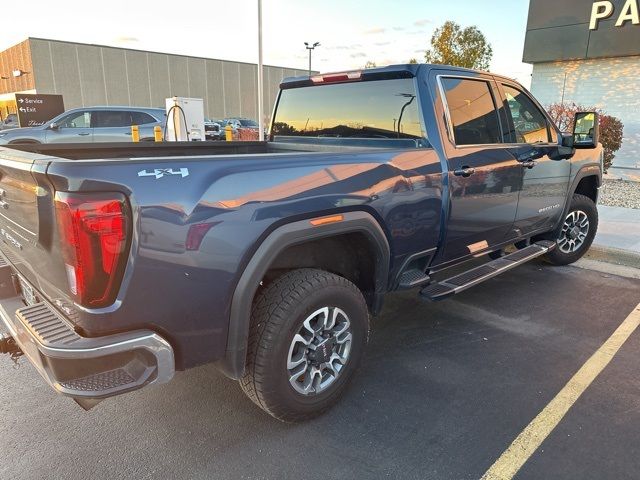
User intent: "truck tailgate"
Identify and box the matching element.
[0,154,40,241]
[0,147,64,304]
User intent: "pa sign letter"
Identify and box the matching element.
[590,0,640,30]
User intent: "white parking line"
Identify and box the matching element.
[481,302,640,480]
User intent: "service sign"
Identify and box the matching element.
[15,94,65,127]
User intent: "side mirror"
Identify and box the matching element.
[573,112,599,149]
[561,132,574,148]
[49,122,59,130]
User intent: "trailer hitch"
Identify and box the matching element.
[0,332,23,366]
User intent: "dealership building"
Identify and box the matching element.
[0,37,309,123]
[524,0,640,173]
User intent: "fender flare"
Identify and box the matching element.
[551,164,602,238]
[218,211,390,379]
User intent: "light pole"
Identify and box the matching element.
[304,42,320,76]
[257,0,264,141]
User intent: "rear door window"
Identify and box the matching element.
[93,111,132,128]
[131,111,158,125]
[441,77,501,146]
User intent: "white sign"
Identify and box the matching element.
[590,0,640,30]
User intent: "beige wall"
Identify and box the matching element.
[531,56,640,170]
[27,38,309,121]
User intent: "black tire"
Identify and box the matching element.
[545,194,598,266]
[240,268,369,422]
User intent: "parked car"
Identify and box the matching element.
[0,64,602,422]
[0,113,18,131]
[204,118,226,140]
[0,106,165,144]
[225,117,258,132]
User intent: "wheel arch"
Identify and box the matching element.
[8,139,42,145]
[218,210,390,379]
[550,165,601,238]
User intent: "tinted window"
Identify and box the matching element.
[131,111,158,125]
[239,119,258,127]
[93,111,131,128]
[60,111,91,128]
[502,85,550,144]
[441,78,501,145]
[272,78,424,139]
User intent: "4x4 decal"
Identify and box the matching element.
[138,168,189,179]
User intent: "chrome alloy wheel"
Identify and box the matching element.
[558,210,590,254]
[286,307,353,396]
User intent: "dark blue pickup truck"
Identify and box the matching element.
[0,64,602,421]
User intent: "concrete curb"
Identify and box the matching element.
[586,245,640,269]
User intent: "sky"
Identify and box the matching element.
[0,0,533,87]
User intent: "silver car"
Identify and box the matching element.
[0,106,165,144]
[0,114,19,131]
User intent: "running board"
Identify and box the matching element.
[420,240,555,301]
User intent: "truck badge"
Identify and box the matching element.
[138,168,190,179]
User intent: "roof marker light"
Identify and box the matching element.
[311,71,362,84]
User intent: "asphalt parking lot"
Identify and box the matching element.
[1,261,639,480]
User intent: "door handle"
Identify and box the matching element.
[453,166,476,177]
[520,160,537,169]
[77,132,90,136]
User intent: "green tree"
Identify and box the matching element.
[424,21,493,70]
[408,58,418,64]
[364,61,377,69]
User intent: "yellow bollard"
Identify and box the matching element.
[131,125,140,142]
[225,124,233,142]
[153,125,163,142]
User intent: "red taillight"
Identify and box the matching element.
[311,71,362,84]
[55,192,130,308]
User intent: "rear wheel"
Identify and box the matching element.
[545,194,598,265]
[240,268,369,422]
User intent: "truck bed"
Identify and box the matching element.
[7,138,419,160]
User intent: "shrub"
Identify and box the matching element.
[546,103,624,173]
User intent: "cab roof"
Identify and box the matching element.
[280,63,519,89]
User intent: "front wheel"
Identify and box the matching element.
[240,268,369,422]
[545,194,598,265]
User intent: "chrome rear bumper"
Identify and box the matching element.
[0,278,174,400]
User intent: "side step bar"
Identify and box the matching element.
[420,240,555,301]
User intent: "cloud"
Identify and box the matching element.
[392,26,405,31]
[350,52,367,58]
[115,36,139,43]
[327,44,362,51]
[364,27,386,34]
[374,41,391,46]
[414,19,432,26]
